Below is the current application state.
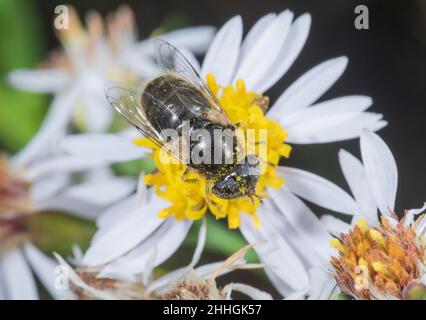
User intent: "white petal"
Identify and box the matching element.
[175,46,201,72]
[83,195,169,266]
[119,127,141,139]
[84,166,115,182]
[308,277,338,300]
[61,177,136,207]
[71,245,84,265]
[189,218,207,267]
[278,95,373,128]
[98,219,192,280]
[263,201,325,267]
[25,156,107,181]
[35,193,103,220]
[94,182,152,234]
[263,267,294,297]
[240,211,309,290]
[233,11,294,91]
[285,112,386,144]
[62,133,147,162]
[8,69,69,93]
[271,56,348,116]
[404,203,426,228]
[142,247,158,286]
[96,194,139,229]
[12,87,79,168]
[30,173,70,202]
[160,26,217,54]
[414,209,426,237]
[267,188,333,261]
[201,16,242,85]
[82,91,113,133]
[238,13,277,62]
[320,214,351,236]
[223,283,273,300]
[256,14,311,94]
[125,56,161,79]
[285,285,313,300]
[54,253,113,300]
[0,248,38,299]
[278,166,358,215]
[360,131,398,216]
[338,149,377,220]
[23,244,71,300]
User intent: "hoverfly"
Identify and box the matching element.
[106,40,260,200]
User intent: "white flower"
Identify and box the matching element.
[7,5,215,164]
[60,11,386,290]
[54,222,270,300]
[0,126,135,299]
[265,130,426,299]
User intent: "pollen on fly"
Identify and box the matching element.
[107,39,267,201]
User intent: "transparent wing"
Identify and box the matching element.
[106,85,188,158]
[153,39,232,127]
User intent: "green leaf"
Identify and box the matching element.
[112,158,156,176]
[0,0,48,153]
[26,211,97,257]
[406,284,426,300]
[337,293,353,300]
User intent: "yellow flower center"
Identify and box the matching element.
[134,74,291,228]
[330,217,425,300]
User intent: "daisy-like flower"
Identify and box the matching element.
[8,5,215,165]
[0,125,137,299]
[54,222,270,300]
[61,11,386,288]
[266,130,426,299]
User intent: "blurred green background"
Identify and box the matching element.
[1,0,425,298]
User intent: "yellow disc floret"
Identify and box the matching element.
[330,217,425,300]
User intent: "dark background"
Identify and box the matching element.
[32,0,426,213]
